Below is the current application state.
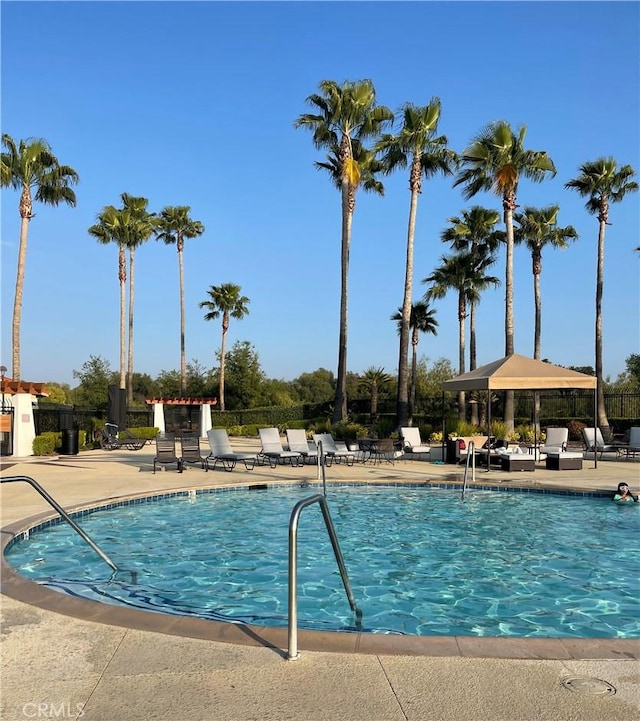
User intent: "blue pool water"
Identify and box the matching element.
[5,484,640,638]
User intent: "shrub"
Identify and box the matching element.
[566,419,586,441]
[33,432,58,456]
[451,421,479,437]
[489,420,508,440]
[331,421,368,441]
[122,426,158,441]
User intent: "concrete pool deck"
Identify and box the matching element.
[1,441,639,720]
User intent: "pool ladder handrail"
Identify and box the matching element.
[287,493,361,660]
[316,439,327,494]
[461,441,476,501]
[1,474,125,577]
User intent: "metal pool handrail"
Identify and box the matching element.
[316,439,327,494]
[2,474,120,574]
[461,441,476,501]
[287,493,361,660]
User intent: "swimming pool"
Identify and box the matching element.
[5,484,640,638]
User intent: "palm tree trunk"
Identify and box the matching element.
[533,260,542,433]
[126,247,135,406]
[503,201,516,432]
[458,290,466,422]
[469,299,478,426]
[118,245,126,390]
[595,218,610,436]
[219,311,229,412]
[397,184,419,428]
[12,210,30,381]
[333,179,351,423]
[178,245,186,397]
[409,332,418,425]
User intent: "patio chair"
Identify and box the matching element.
[258,428,303,468]
[370,438,398,465]
[312,433,357,466]
[121,428,147,451]
[205,429,258,472]
[581,427,617,459]
[99,423,122,451]
[400,427,431,460]
[153,432,183,473]
[540,427,568,455]
[179,431,205,470]
[285,429,320,465]
[617,426,640,461]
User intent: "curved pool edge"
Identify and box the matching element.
[2,484,639,662]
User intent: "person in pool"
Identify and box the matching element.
[612,482,639,502]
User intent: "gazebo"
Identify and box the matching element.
[441,354,598,466]
[145,397,218,437]
[0,372,49,457]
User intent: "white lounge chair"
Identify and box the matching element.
[312,433,357,466]
[285,428,320,465]
[581,427,617,459]
[258,428,303,467]
[540,427,569,455]
[205,429,257,472]
[400,427,431,460]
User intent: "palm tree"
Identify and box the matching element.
[359,367,392,420]
[513,205,578,359]
[513,204,578,433]
[199,283,250,411]
[454,121,556,431]
[155,206,205,396]
[1,134,79,380]
[121,193,156,405]
[376,99,457,428]
[295,79,393,423]
[565,158,638,437]
[440,206,504,379]
[424,252,500,421]
[88,205,129,390]
[391,301,438,423]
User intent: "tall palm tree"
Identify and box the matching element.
[424,252,500,421]
[513,205,578,359]
[454,121,556,431]
[391,301,438,423]
[513,204,578,433]
[376,99,457,428]
[88,205,129,390]
[359,366,392,420]
[1,134,79,380]
[565,158,638,437]
[295,79,393,422]
[199,283,250,411]
[440,206,504,378]
[121,193,156,405]
[155,206,205,396]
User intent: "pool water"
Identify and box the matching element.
[5,485,640,638]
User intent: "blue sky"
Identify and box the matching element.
[1,1,639,388]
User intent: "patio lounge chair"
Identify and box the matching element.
[400,427,431,460]
[153,432,183,473]
[540,427,569,455]
[581,427,617,459]
[258,428,303,468]
[285,429,321,465]
[180,431,205,469]
[312,433,357,466]
[616,426,640,461]
[205,429,257,472]
[99,423,146,451]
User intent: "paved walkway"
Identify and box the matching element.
[1,442,639,720]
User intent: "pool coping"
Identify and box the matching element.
[2,480,639,661]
